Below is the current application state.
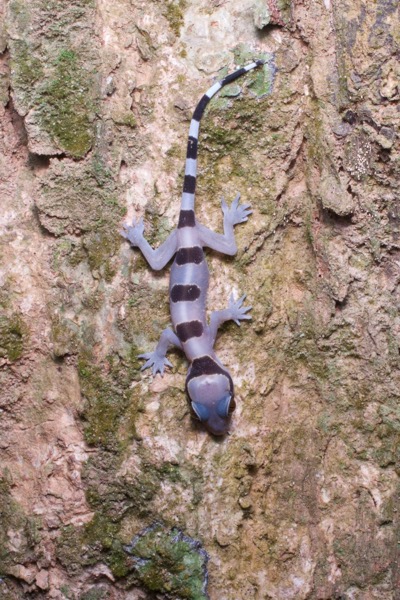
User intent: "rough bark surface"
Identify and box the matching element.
[0,0,399,598]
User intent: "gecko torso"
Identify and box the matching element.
[122,61,264,435]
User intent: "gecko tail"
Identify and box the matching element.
[180,60,264,213]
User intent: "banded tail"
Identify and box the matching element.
[178,60,265,222]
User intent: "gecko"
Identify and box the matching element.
[121,60,264,436]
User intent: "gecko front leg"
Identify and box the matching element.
[139,328,183,375]
[197,193,252,255]
[209,294,252,345]
[121,218,178,271]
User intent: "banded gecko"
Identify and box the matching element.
[122,60,264,435]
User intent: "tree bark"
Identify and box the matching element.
[0,0,399,598]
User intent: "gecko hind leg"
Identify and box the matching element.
[138,328,183,376]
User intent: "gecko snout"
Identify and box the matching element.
[188,375,236,436]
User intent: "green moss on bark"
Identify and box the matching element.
[51,315,79,358]
[163,0,187,36]
[0,475,41,578]
[125,523,208,599]
[38,49,95,157]
[0,314,27,362]
[57,514,130,579]
[37,161,125,278]
[78,353,135,451]
[9,40,43,98]
[7,0,98,157]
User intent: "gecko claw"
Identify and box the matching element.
[222,195,252,226]
[138,351,172,376]
[121,218,145,246]
[228,293,252,325]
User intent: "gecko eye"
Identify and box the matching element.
[191,402,210,422]
[216,395,236,418]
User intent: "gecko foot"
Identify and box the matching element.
[120,218,145,247]
[221,194,252,226]
[138,351,173,376]
[228,293,252,326]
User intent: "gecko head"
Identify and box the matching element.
[187,372,236,436]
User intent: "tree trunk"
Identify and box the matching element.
[1,0,399,598]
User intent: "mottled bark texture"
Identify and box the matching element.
[0,0,399,598]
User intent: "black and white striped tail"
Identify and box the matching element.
[179,60,265,220]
